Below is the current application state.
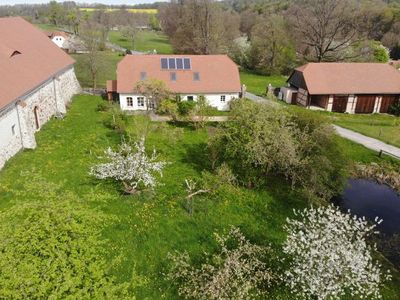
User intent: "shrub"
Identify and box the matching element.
[0,176,132,298]
[168,227,274,300]
[157,99,179,120]
[208,100,347,199]
[389,102,400,116]
[97,101,113,112]
[178,101,196,116]
[283,205,390,300]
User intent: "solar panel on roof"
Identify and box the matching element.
[176,58,183,69]
[161,58,168,69]
[183,58,191,70]
[168,58,176,69]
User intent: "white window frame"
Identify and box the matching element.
[137,97,145,107]
[127,97,133,107]
[220,95,226,102]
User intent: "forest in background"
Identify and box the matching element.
[1,0,400,76]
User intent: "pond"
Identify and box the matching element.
[333,179,400,235]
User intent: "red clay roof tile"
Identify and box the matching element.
[0,17,75,110]
[116,54,241,94]
[296,63,400,95]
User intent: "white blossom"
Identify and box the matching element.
[90,137,167,192]
[283,205,391,300]
[168,227,274,300]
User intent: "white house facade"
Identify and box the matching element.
[108,55,242,112]
[51,35,66,48]
[119,93,240,111]
[0,17,81,169]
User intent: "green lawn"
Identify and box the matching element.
[34,23,62,31]
[330,113,400,148]
[71,51,123,88]
[240,70,287,96]
[0,95,399,298]
[108,30,173,54]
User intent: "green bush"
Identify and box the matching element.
[97,101,113,112]
[209,100,348,199]
[389,102,400,116]
[0,176,133,298]
[178,101,196,116]
[157,99,179,120]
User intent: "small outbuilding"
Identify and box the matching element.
[284,63,400,114]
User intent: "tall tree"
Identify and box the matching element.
[159,0,240,54]
[80,21,103,89]
[287,0,359,62]
[249,14,296,75]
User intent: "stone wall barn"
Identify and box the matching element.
[0,17,81,169]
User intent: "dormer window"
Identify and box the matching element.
[10,50,21,58]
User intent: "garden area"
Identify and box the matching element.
[0,95,400,298]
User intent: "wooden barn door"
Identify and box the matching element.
[355,95,376,113]
[380,95,398,113]
[332,95,348,113]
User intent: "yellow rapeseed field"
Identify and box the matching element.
[79,8,157,14]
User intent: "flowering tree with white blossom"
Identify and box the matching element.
[168,227,274,300]
[90,138,167,193]
[283,205,391,300]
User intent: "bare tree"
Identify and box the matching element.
[159,0,240,54]
[80,21,103,89]
[287,0,359,62]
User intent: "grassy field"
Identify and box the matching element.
[240,70,287,96]
[108,30,173,54]
[0,94,399,298]
[330,113,400,148]
[35,23,62,31]
[71,51,123,88]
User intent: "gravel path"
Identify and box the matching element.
[334,125,400,159]
[244,92,278,106]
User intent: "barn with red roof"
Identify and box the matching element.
[284,63,400,114]
[0,17,81,169]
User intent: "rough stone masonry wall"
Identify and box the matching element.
[0,107,23,169]
[0,67,81,169]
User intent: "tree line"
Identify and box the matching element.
[158,0,400,75]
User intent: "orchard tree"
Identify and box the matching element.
[134,78,172,110]
[283,205,391,300]
[168,227,274,299]
[90,138,167,193]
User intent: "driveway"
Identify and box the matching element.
[244,92,278,107]
[334,125,400,159]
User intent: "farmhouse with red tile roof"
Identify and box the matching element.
[282,63,400,114]
[108,54,241,111]
[0,17,81,169]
